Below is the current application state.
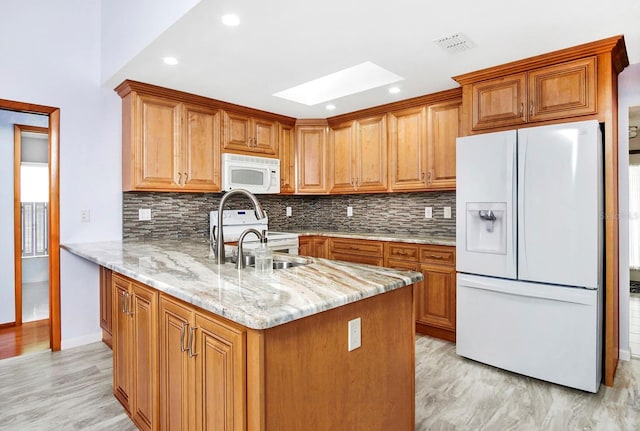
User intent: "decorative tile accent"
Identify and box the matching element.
[123,191,456,241]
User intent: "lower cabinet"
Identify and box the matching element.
[328,238,384,266]
[100,266,113,348]
[385,243,456,342]
[298,235,329,258]
[159,294,246,431]
[112,273,159,431]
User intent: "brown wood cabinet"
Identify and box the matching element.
[99,266,113,348]
[427,99,460,190]
[159,295,246,431]
[387,106,428,191]
[119,91,221,192]
[329,115,388,193]
[329,238,384,266]
[112,273,159,431]
[223,111,278,156]
[385,243,456,342]
[278,123,295,194]
[298,236,329,258]
[295,121,328,193]
[465,56,597,131]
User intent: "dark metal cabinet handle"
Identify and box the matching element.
[188,327,198,358]
[180,322,189,353]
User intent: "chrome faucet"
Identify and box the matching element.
[236,228,263,269]
[214,189,266,263]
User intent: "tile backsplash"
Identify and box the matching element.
[123,191,456,241]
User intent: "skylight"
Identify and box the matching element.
[273,61,404,106]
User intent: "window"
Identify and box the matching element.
[630,164,640,269]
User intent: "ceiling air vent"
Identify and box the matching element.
[433,33,475,54]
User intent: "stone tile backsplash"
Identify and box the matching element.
[123,191,456,241]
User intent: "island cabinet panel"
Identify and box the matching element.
[222,111,278,157]
[278,123,295,194]
[385,243,456,342]
[112,273,159,431]
[159,294,246,431]
[99,266,113,348]
[295,122,328,193]
[258,287,415,431]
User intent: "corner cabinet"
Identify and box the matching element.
[159,295,246,431]
[112,273,159,431]
[222,111,278,157]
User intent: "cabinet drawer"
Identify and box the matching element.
[385,259,419,272]
[331,253,383,267]
[419,246,455,266]
[330,238,384,257]
[386,244,420,262]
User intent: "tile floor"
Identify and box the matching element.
[22,281,49,322]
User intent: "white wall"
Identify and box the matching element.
[618,62,640,360]
[100,0,200,84]
[0,0,122,347]
[0,111,48,324]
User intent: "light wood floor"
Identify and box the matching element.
[0,335,638,430]
[0,319,50,360]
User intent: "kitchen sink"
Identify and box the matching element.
[227,254,311,270]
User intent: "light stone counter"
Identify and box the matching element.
[289,230,456,247]
[61,239,422,330]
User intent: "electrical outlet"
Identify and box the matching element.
[286,206,292,217]
[138,208,152,221]
[444,207,452,219]
[347,206,353,217]
[348,318,361,351]
[425,207,433,219]
[80,209,90,223]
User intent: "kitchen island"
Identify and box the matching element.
[62,239,422,431]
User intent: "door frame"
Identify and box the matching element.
[2,98,61,351]
[13,124,49,327]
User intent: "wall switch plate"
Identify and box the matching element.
[347,206,353,217]
[425,207,433,219]
[444,207,452,219]
[286,206,292,217]
[138,208,152,221]
[80,209,90,223]
[348,318,361,351]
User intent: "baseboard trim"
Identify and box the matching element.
[61,332,102,350]
[619,348,631,361]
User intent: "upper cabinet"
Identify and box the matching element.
[222,111,278,157]
[328,115,388,193]
[116,80,295,193]
[468,57,596,131]
[426,99,460,190]
[279,123,296,194]
[296,120,328,193]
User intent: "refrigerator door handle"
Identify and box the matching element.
[519,137,528,274]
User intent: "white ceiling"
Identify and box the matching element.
[105,0,640,119]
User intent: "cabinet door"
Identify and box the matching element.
[296,125,328,193]
[100,266,112,344]
[329,122,356,193]
[159,296,193,431]
[528,56,597,122]
[417,264,456,335]
[312,237,329,259]
[298,236,311,256]
[356,115,388,192]
[222,112,251,151]
[134,94,182,189]
[194,312,246,431]
[253,118,278,155]
[279,123,296,194]
[182,104,221,192]
[427,100,460,190]
[113,275,132,411]
[471,73,527,130]
[388,107,428,191]
[130,282,159,431]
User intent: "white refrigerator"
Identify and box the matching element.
[456,120,603,393]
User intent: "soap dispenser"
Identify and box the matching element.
[254,230,273,275]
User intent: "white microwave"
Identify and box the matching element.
[221,153,280,194]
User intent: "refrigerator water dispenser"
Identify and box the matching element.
[466,202,506,254]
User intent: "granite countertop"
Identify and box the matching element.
[61,239,423,330]
[286,230,456,247]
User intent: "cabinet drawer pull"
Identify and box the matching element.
[180,322,189,353]
[428,254,444,259]
[177,172,182,184]
[127,292,134,316]
[121,292,127,314]
[188,327,198,358]
[183,172,188,184]
[530,101,534,116]
[519,103,524,117]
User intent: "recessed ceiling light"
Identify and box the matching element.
[389,86,400,94]
[222,14,240,27]
[163,56,178,65]
[273,61,404,106]
[326,104,336,111]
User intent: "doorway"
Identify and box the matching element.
[0,99,60,360]
[629,105,640,359]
